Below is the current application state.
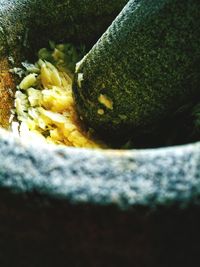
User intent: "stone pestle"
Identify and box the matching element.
[73,0,200,143]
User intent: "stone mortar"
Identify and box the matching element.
[0,0,200,266]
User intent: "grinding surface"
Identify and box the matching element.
[0,0,128,58]
[1,1,200,266]
[73,0,200,141]
[0,128,200,208]
[0,0,128,127]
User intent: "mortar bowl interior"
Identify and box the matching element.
[0,1,200,266]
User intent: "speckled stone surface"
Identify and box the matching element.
[0,0,128,127]
[73,0,200,140]
[0,128,200,208]
[0,0,128,58]
[1,0,200,266]
[0,129,200,266]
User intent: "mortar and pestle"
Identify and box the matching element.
[0,0,200,266]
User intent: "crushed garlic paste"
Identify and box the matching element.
[11,43,104,148]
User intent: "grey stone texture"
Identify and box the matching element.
[0,0,200,266]
[73,0,200,140]
[0,128,200,208]
[0,129,200,267]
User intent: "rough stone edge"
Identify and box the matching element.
[0,127,200,209]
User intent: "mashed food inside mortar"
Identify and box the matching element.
[11,43,104,148]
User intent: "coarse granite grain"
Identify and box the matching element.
[0,0,128,58]
[0,0,128,127]
[0,128,200,208]
[1,1,200,266]
[73,0,200,141]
